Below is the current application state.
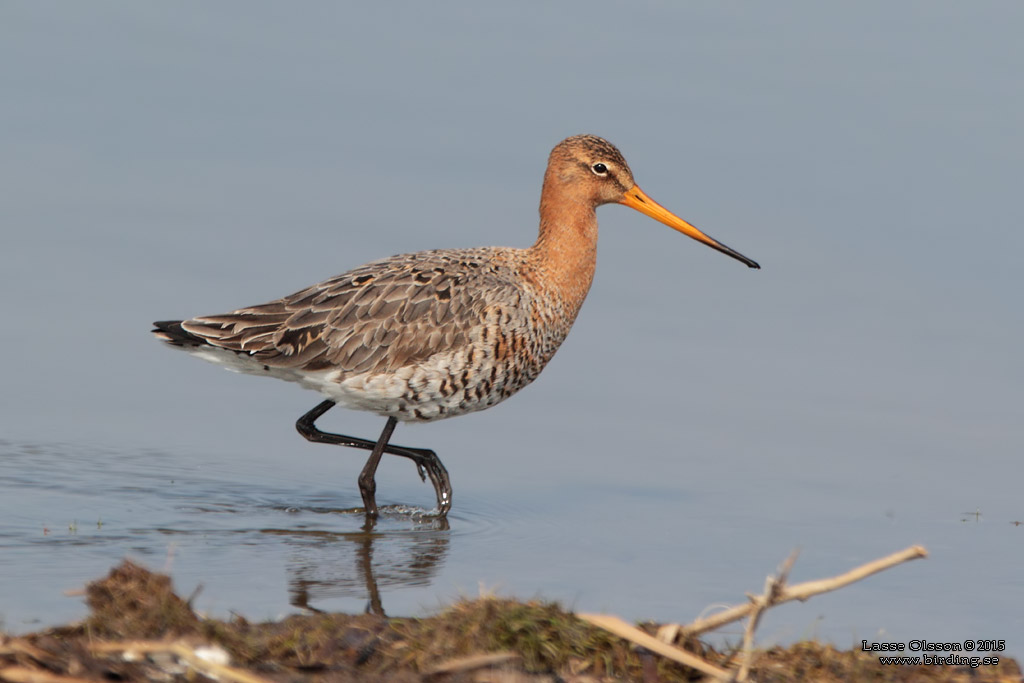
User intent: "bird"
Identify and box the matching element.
[153,134,759,518]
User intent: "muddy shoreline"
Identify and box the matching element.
[1,561,1018,682]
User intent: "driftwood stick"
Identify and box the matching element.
[0,639,52,664]
[90,641,272,683]
[680,545,928,638]
[578,613,731,681]
[0,667,100,683]
[423,651,520,676]
[736,550,799,682]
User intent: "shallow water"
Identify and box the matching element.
[2,436,1022,657]
[3,0,1023,660]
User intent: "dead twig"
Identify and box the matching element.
[90,640,272,683]
[581,545,927,682]
[423,651,520,676]
[736,550,799,682]
[577,613,731,681]
[0,639,52,664]
[679,545,928,638]
[0,667,99,683]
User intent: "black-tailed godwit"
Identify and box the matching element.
[153,134,759,517]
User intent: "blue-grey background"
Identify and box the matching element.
[2,1,1022,654]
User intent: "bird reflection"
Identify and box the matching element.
[261,513,449,616]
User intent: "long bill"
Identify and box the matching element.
[619,185,760,269]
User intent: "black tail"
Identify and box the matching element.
[152,320,206,347]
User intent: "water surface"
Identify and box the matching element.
[2,0,1022,657]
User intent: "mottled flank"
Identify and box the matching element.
[156,246,576,422]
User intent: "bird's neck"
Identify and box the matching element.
[528,180,599,318]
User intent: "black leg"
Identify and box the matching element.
[295,400,452,516]
[357,417,396,517]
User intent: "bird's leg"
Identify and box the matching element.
[295,400,452,515]
[357,417,396,517]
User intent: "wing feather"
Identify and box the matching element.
[178,248,525,376]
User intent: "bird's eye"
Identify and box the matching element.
[591,163,608,176]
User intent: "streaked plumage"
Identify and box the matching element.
[154,134,759,517]
[157,247,560,422]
